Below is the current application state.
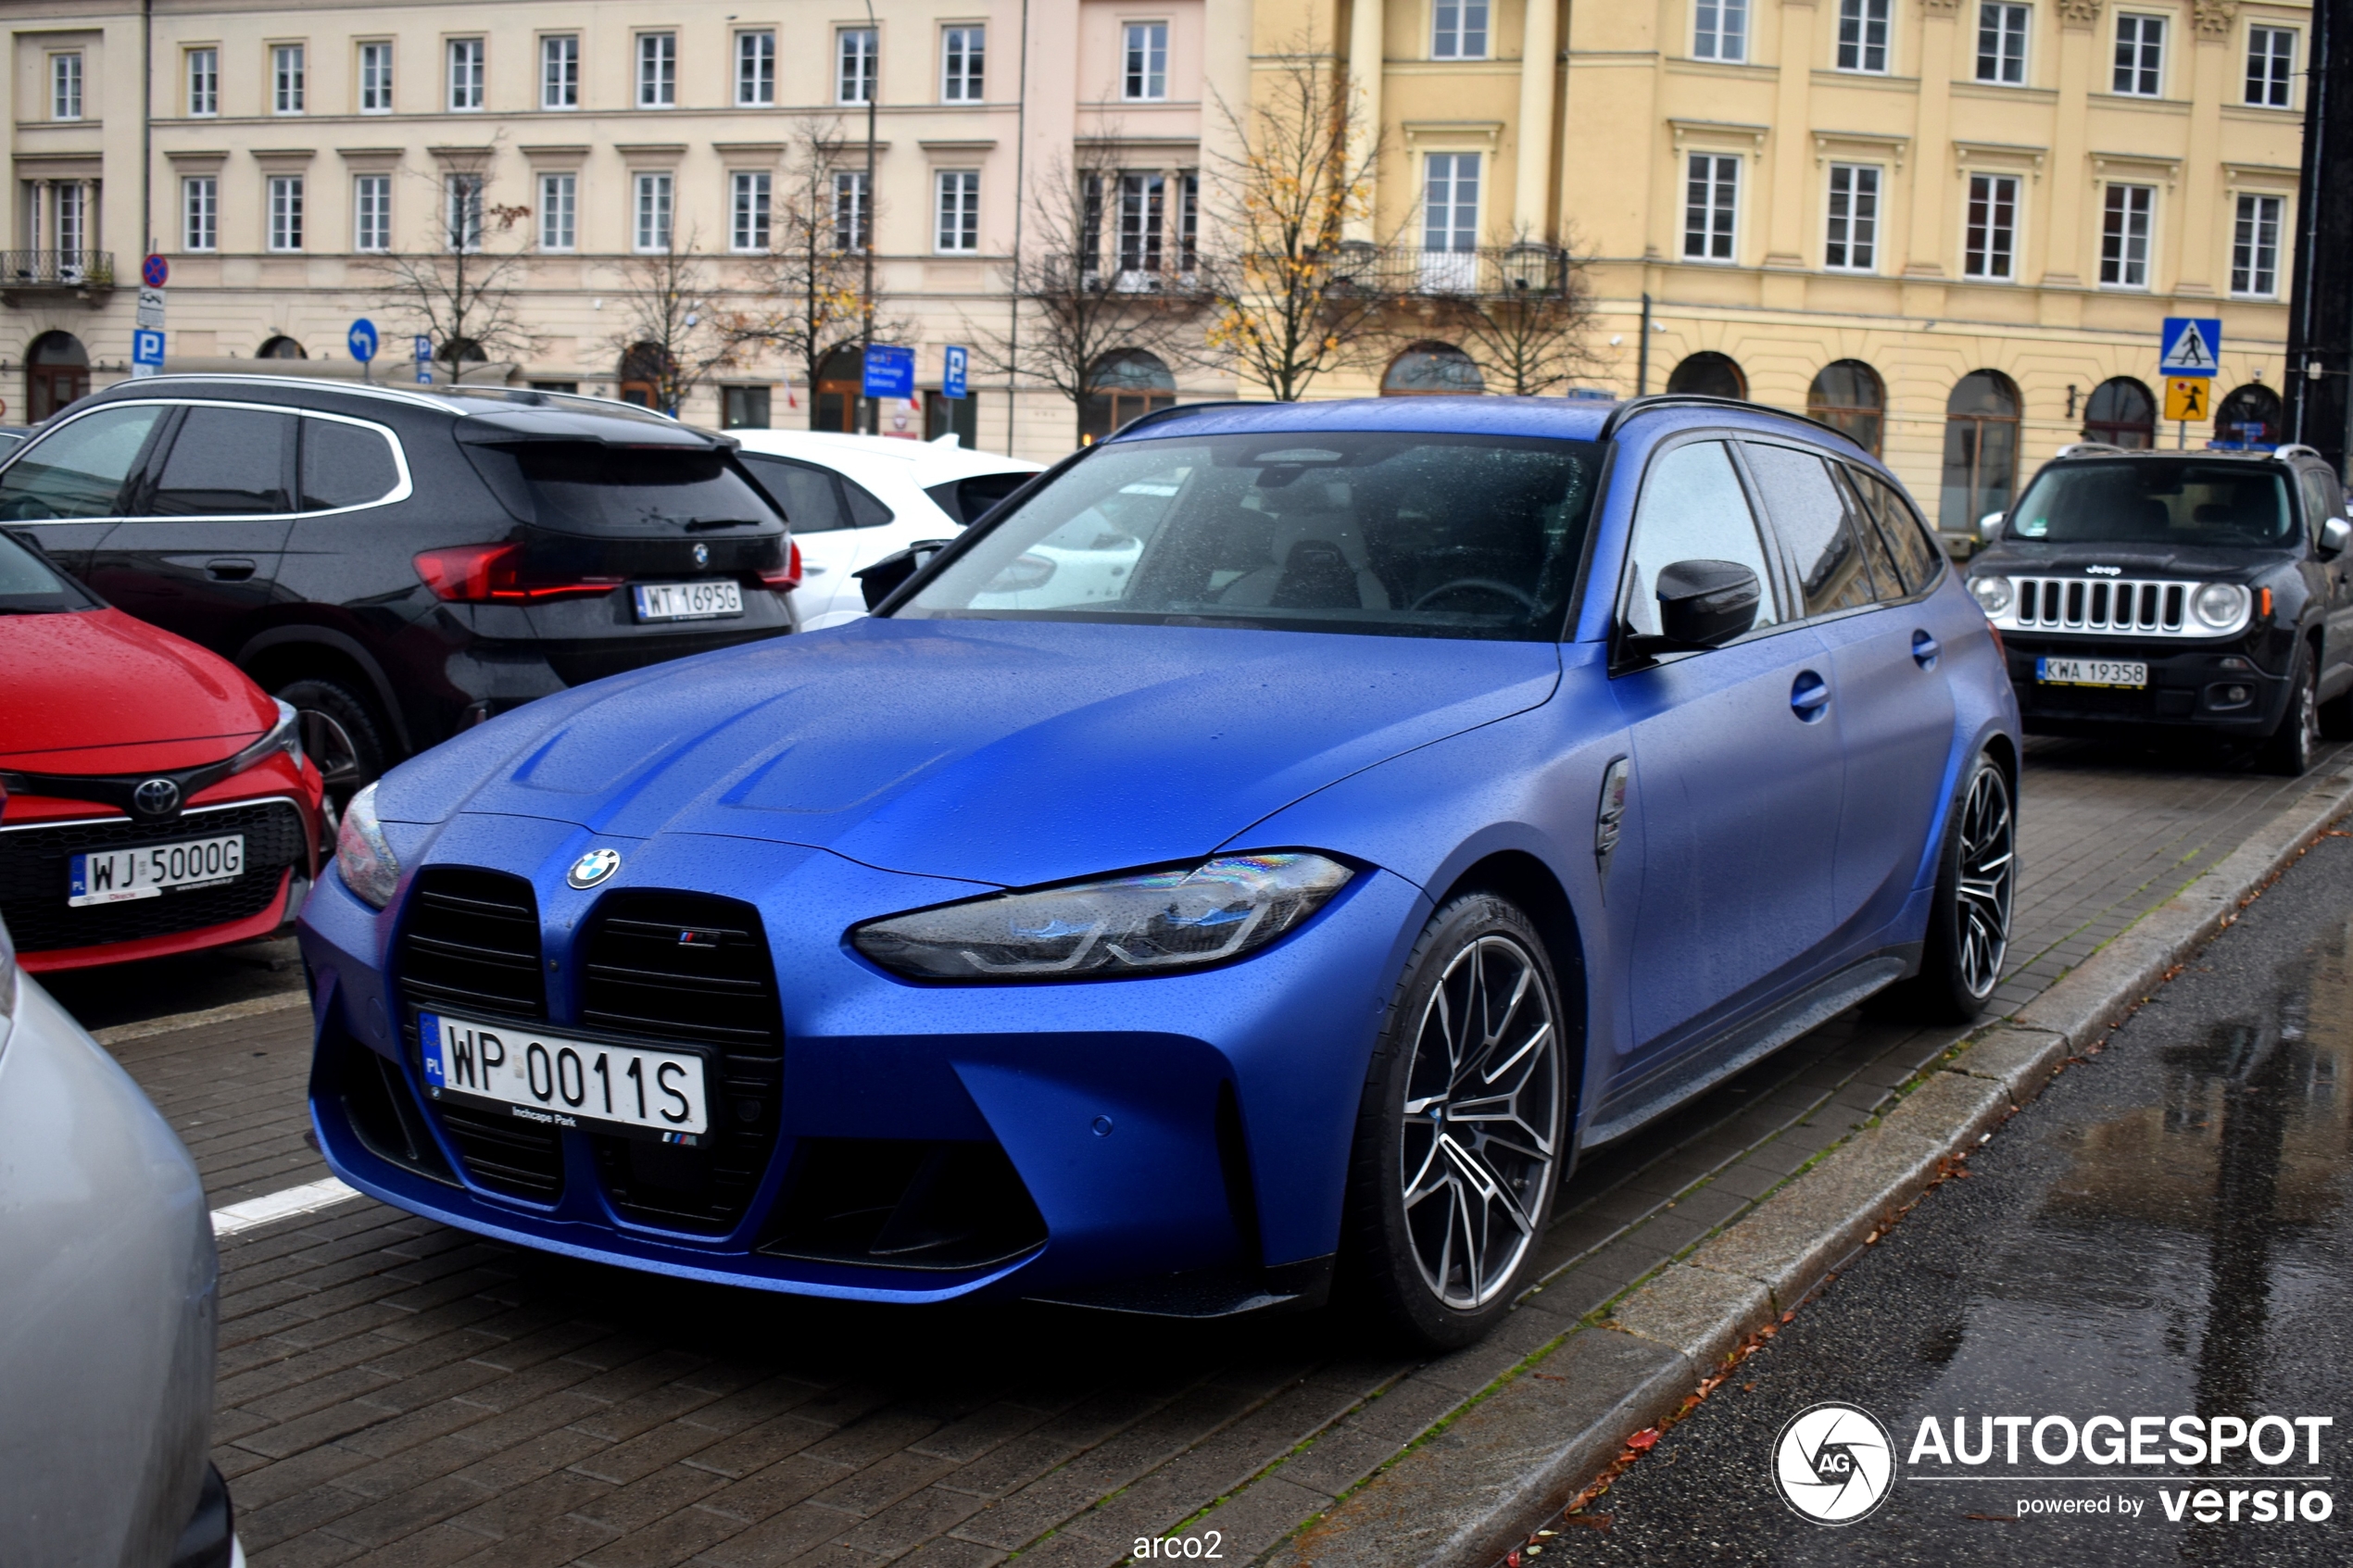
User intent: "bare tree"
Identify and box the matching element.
[1436,229,1604,397]
[1197,35,1392,401]
[972,141,1205,444]
[605,228,736,416]
[361,149,537,373]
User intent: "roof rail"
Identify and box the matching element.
[2275,443,2324,461]
[2053,441,2126,458]
[1597,392,1864,450]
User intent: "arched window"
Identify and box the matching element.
[2214,383,2284,448]
[1807,360,1885,454]
[25,330,88,420]
[257,335,308,359]
[814,345,864,432]
[2082,377,2156,449]
[1380,342,1483,396]
[618,342,672,410]
[1941,370,2021,537]
[1666,351,1746,399]
[1081,348,1176,443]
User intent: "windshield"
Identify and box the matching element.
[0,529,94,613]
[897,432,1603,641]
[511,444,782,533]
[2008,461,2294,547]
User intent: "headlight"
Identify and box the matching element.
[850,852,1354,981]
[228,698,305,775]
[334,781,401,909]
[2192,583,2251,631]
[1969,576,2014,617]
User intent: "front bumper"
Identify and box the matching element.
[297,815,1423,1309]
[2003,636,2292,737]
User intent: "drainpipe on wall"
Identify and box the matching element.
[141,0,154,256]
[1008,0,1029,454]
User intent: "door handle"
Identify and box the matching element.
[1791,670,1831,721]
[206,558,257,582]
[1911,630,1941,669]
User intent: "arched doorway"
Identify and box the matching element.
[1807,360,1885,454]
[618,342,672,411]
[258,335,308,359]
[1380,343,1483,396]
[2082,377,2156,448]
[26,331,89,420]
[814,345,864,432]
[1081,348,1176,442]
[1941,370,2021,537]
[2214,383,2283,448]
[1666,351,1746,399]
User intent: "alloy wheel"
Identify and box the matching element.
[298,707,365,789]
[1955,766,2016,999]
[1398,934,1562,1311]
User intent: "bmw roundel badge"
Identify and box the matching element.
[567,847,623,889]
[692,542,711,567]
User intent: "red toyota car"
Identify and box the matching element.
[1,528,323,971]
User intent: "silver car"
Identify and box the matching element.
[0,910,240,1566]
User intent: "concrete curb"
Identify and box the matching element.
[1259,771,2353,1568]
[91,986,308,1047]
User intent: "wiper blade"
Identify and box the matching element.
[685,517,763,531]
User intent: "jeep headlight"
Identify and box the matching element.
[333,781,401,909]
[850,853,1353,981]
[2192,583,2250,632]
[1969,576,2014,617]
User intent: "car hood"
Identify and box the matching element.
[0,608,272,771]
[1970,539,2296,581]
[385,617,1562,887]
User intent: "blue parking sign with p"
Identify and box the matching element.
[943,345,969,399]
[131,330,166,367]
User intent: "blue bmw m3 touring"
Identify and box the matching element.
[299,394,2021,1348]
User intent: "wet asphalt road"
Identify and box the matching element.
[1555,834,2353,1568]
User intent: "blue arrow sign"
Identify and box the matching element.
[942,345,969,399]
[131,329,166,366]
[862,344,915,400]
[347,319,379,362]
[2160,317,2222,377]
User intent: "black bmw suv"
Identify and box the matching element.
[0,376,795,792]
[1963,443,2353,773]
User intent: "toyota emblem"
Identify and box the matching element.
[567,847,623,889]
[132,777,182,816]
[692,543,711,567]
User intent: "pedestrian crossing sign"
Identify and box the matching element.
[2165,377,2211,422]
[2159,317,2222,377]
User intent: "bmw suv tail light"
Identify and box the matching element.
[758,540,803,592]
[412,543,623,603]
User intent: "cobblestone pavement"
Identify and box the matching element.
[76,737,2347,1568]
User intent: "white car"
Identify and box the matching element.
[729,432,1042,631]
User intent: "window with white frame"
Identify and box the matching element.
[1423,153,1480,252]
[445,172,484,252]
[1433,0,1490,60]
[731,171,773,252]
[1178,172,1199,270]
[273,44,307,113]
[2099,182,2153,288]
[1836,1,1889,73]
[1124,22,1169,99]
[354,174,391,251]
[1976,4,2028,84]
[637,32,677,107]
[737,31,777,106]
[2232,193,2282,297]
[359,42,394,112]
[1824,163,1880,270]
[839,29,877,106]
[1118,173,1164,274]
[2246,26,2295,108]
[1963,172,2018,278]
[1683,153,1738,261]
[187,47,219,116]
[2112,13,2163,96]
[542,35,579,109]
[834,170,870,250]
[56,183,84,257]
[942,27,985,101]
[936,169,980,252]
[1694,0,1748,63]
[634,171,673,250]
[268,175,305,250]
[539,172,576,250]
[51,53,82,120]
[182,176,218,252]
[447,38,484,111]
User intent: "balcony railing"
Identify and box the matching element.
[1051,254,1206,297]
[1327,244,1577,299]
[1,250,115,290]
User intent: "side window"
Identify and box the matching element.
[2298,469,2340,545]
[1834,468,1906,601]
[299,417,402,510]
[0,406,169,520]
[144,407,296,516]
[1621,440,1781,637]
[738,455,850,532]
[1857,471,1944,591]
[1742,442,1875,616]
[842,474,894,527]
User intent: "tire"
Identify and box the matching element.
[2260,645,2321,776]
[1890,753,2016,1022]
[2321,684,2353,744]
[274,677,389,800]
[1342,894,1567,1351]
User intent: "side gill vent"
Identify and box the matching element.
[759,1139,1049,1272]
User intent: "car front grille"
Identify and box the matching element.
[1998,576,2196,636]
[0,798,305,954]
[395,867,565,1200]
[578,891,786,1232]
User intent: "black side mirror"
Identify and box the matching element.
[1653,558,1760,648]
[854,538,954,610]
